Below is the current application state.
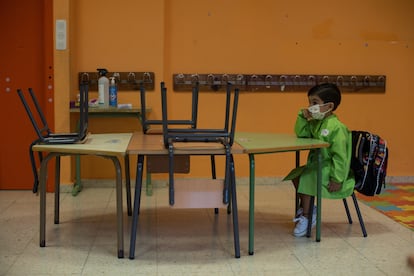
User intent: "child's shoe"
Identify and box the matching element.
[293,206,317,237]
[293,215,309,237]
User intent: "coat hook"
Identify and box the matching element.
[143,72,152,83]
[336,75,343,86]
[128,72,136,83]
[222,74,229,84]
[207,74,214,84]
[112,72,121,83]
[265,75,273,89]
[308,75,316,86]
[175,73,185,83]
[364,76,370,86]
[191,74,199,84]
[81,72,89,84]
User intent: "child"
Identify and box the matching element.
[284,83,355,237]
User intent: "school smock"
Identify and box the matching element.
[284,110,355,199]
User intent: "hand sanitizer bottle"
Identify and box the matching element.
[97,68,109,107]
[109,77,118,107]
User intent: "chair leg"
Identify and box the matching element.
[351,192,368,237]
[306,196,315,238]
[29,143,40,193]
[295,192,300,217]
[129,155,145,259]
[124,154,132,216]
[168,145,175,206]
[230,155,240,258]
[343,198,353,224]
[211,155,219,214]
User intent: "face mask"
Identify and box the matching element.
[308,103,332,120]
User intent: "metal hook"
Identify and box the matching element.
[81,72,89,84]
[207,74,214,84]
[308,75,316,86]
[222,74,229,84]
[336,76,343,86]
[364,76,370,86]
[143,72,152,83]
[191,74,199,84]
[128,72,136,83]
[176,73,185,83]
[112,72,121,83]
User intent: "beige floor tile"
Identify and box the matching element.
[1,183,414,275]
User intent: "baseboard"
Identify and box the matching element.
[59,176,414,193]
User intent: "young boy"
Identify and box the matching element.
[284,83,355,237]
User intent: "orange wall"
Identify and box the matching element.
[54,0,414,182]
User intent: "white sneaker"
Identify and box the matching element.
[295,207,303,219]
[293,206,317,237]
[294,206,316,222]
[293,215,309,237]
[310,205,317,226]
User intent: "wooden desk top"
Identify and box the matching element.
[235,132,329,154]
[127,132,244,155]
[32,133,132,156]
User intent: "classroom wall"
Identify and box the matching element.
[54,0,414,183]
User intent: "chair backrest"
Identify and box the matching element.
[17,83,89,142]
[17,88,52,139]
[140,81,199,134]
[161,82,239,148]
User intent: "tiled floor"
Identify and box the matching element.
[1,181,414,275]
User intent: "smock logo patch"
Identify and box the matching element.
[321,129,330,136]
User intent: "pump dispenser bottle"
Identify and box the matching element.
[97,68,109,107]
[109,77,118,107]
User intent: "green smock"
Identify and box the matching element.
[284,111,355,199]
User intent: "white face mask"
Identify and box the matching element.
[308,103,332,120]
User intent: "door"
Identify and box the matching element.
[0,0,54,190]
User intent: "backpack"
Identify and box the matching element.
[350,131,388,196]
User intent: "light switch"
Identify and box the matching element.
[55,19,66,50]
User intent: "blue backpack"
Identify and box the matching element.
[351,131,389,196]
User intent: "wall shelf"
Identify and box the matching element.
[173,73,386,93]
[78,71,155,91]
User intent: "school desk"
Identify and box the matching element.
[234,132,330,255]
[126,132,245,259]
[32,133,132,258]
[70,106,150,196]
[126,132,328,258]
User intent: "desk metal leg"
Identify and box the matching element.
[316,148,322,242]
[39,152,59,247]
[248,154,255,255]
[54,156,61,224]
[104,156,124,258]
[129,155,144,259]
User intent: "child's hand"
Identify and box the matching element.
[302,109,313,121]
[328,181,341,192]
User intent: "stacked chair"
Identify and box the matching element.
[129,82,240,259]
